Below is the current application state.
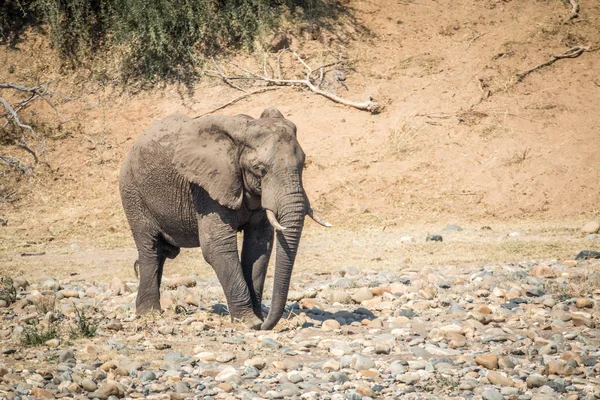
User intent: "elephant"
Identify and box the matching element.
[119,107,330,330]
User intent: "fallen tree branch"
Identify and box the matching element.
[565,0,579,22]
[0,82,60,171]
[207,50,382,114]
[193,87,279,118]
[210,58,248,93]
[516,46,589,82]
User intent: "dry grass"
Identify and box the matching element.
[503,147,532,167]
[545,264,600,300]
[387,119,420,158]
[0,220,594,285]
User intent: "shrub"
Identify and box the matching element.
[22,322,59,346]
[70,306,97,338]
[26,0,334,82]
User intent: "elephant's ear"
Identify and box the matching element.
[173,117,244,210]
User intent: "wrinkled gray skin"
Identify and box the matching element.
[119,107,315,330]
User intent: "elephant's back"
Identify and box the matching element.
[123,114,191,181]
[119,114,199,247]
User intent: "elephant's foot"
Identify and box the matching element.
[136,299,162,316]
[231,310,263,330]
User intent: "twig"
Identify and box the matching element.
[276,49,287,80]
[210,58,247,93]
[0,96,34,134]
[516,46,589,82]
[565,0,579,22]
[0,155,30,173]
[467,32,488,49]
[193,87,280,118]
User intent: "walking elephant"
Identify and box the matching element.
[119,107,330,330]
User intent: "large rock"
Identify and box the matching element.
[581,221,600,234]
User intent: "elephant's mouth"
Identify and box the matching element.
[243,171,262,195]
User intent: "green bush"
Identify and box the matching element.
[0,0,39,46]
[70,306,97,338]
[14,0,334,82]
[22,322,59,346]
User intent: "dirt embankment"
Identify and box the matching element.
[1,0,599,253]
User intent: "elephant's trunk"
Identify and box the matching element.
[260,189,305,330]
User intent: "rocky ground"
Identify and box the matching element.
[1,252,600,400]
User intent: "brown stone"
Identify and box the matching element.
[371,286,390,296]
[31,388,54,399]
[475,353,498,370]
[95,382,122,398]
[164,276,196,289]
[367,318,384,329]
[505,287,523,300]
[356,385,375,397]
[100,361,117,371]
[359,369,378,379]
[446,332,467,348]
[571,313,595,328]
[184,293,200,307]
[299,298,322,309]
[575,298,593,309]
[545,360,574,376]
[217,383,234,392]
[473,304,492,314]
[59,289,80,298]
[487,371,514,387]
[272,360,287,370]
[562,260,578,268]
[531,264,556,277]
[321,319,341,331]
[581,220,600,234]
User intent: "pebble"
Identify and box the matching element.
[476,353,499,369]
[81,378,98,392]
[482,388,505,400]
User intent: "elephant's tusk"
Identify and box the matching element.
[307,208,333,227]
[266,209,287,231]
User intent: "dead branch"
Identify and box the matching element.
[207,50,382,114]
[516,46,589,82]
[210,58,247,93]
[565,0,579,22]
[193,87,280,118]
[0,82,60,171]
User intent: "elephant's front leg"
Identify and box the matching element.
[198,213,261,329]
[241,213,274,321]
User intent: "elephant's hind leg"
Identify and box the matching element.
[134,233,179,315]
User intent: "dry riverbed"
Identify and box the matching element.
[1,254,600,400]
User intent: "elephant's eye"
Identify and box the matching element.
[251,164,266,177]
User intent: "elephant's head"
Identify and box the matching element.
[173,107,330,330]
